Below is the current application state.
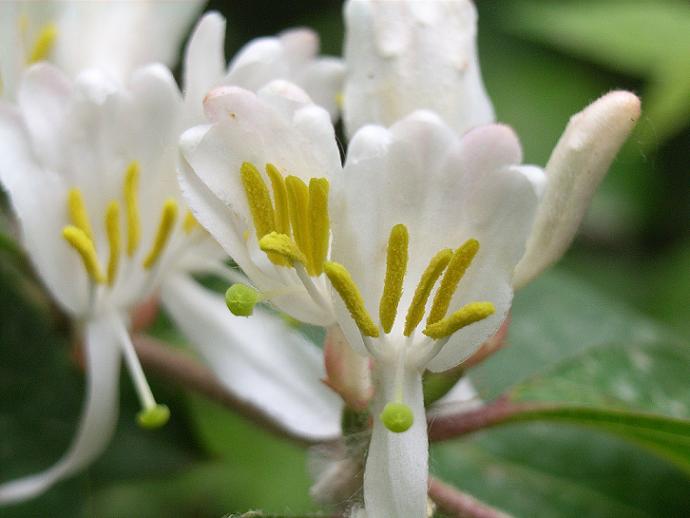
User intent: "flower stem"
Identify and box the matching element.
[428,477,511,518]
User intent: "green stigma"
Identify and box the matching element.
[225,283,261,317]
[137,404,170,430]
[380,402,414,433]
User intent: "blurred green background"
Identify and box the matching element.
[1,1,689,516]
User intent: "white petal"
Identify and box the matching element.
[343,0,494,138]
[177,128,279,290]
[293,57,345,121]
[0,314,121,503]
[54,1,203,82]
[0,103,86,313]
[17,64,72,171]
[223,28,344,121]
[161,274,343,441]
[182,11,227,126]
[512,91,641,289]
[364,364,428,518]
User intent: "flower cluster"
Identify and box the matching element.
[0,1,639,516]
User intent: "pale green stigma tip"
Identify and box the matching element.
[225,283,261,317]
[380,402,414,433]
[137,404,170,430]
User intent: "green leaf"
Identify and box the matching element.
[502,339,690,472]
[184,395,316,513]
[432,423,690,517]
[502,0,690,143]
[471,269,676,399]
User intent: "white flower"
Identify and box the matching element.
[342,0,494,138]
[182,11,345,125]
[0,64,341,503]
[179,81,342,326]
[180,81,544,516]
[0,0,203,100]
[325,112,544,517]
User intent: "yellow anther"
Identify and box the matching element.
[182,211,197,234]
[324,261,379,338]
[142,199,178,269]
[241,162,275,239]
[67,188,94,240]
[427,239,479,325]
[379,224,409,333]
[404,248,453,336]
[28,23,58,64]
[124,161,141,256]
[285,175,312,269]
[266,164,290,236]
[423,302,495,339]
[62,225,105,283]
[259,232,307,265]
[105,201,121,286]
[308,177,330,276]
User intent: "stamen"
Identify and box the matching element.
[427,239,479,325]
[225,284,262,317]
[379,224,409,333]
[308,178,330,276]
[380,402,414,433]
[404,248,453,336]
[182,210,197,234]
[124,161,141,256]
[423,302,495,339]
[285,176,312,270]
[62,225,105,283]
[67,188,94,240]
[265,164,290,235]
[240,162,275,239]
[259,231,307,265]
[112,316,169,430]
[28,23,58,64]
[142,199,178,269]
[241,162,289,266]
[324,261,379,338]
[105,201,121,286]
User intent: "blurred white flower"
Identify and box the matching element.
[182,11,345,125]
[342,0,493,138]
[0,63,341,504]
[0,0,203,99]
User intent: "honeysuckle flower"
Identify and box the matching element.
[182,11,345,126]
[324,112,544,517]
[178,78,542,516]
[0,0,203,100]
[0,63,341,503]
[179,81,342,326]
[342,0,494,138]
